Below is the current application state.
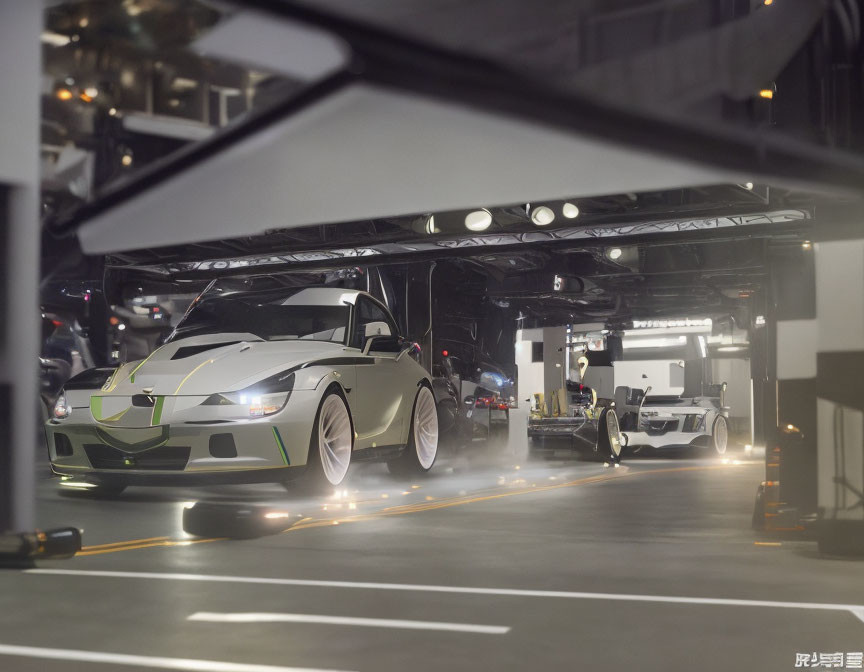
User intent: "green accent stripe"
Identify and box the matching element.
[151,396,165,426]
[90,396,103,421]
[272,427,289,465]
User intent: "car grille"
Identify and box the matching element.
[83,444,191,471]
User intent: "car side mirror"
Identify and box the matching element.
[364,321,391,339]
[363,334,401,355]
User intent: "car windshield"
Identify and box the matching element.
[169,293,349,343]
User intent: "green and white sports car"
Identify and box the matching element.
[46,287,438,494]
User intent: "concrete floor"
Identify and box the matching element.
[1,427,862,672]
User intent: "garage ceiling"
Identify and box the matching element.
[46,0,864,256]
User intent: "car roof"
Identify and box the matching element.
[280,287,367,307]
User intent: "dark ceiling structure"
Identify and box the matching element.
[38,0,864,329]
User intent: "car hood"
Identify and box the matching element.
[107,333,345,396]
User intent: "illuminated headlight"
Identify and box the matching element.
[214,370,296,418]
[53,392,71,419]
[221,391,290,417]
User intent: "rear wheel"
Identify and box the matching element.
[711,415,728,455]
[388,385,438,476]
[303,387,353,491]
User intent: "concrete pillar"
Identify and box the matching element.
[813,234,864,551]
[542,326,567,414]
[0,1,41,532]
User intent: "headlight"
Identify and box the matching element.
[207,370,296,418]
[53,392,71,419]
[220,391,290,417]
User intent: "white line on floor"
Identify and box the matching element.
[26,568,864,625]
[0,643,353,672]
[188,611,510,634]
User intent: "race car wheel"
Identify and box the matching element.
[306,387,353,488]
[388,385,439,476]
[711,415,728,455]
[597,408,623,462]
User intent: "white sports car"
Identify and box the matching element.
[45,287,439,494]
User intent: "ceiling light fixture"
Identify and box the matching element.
[425,215,436,235]
[802,240,812,250]
[562,202,580,219]
[530,206,555,226]
[608,247,623,260]
[464,209,492,232]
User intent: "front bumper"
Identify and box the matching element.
[621,430,708,450]
[45,389,321,484]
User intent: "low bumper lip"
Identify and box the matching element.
[52,464,299,487]
[621,430,706,449]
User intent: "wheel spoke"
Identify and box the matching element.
[318,394,352,485]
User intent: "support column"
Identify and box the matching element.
[0,1,41,533]
[542,326,567,414]
[752,242,818,531]
[813,228,864,553]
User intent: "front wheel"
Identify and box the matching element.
[388,385,439,476]
[711,415,728,455]
[597,408,623,462]
[303,387,353,491]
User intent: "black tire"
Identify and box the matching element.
[296,386,353,494]
[597,408,623,462]
[387,385,438,477]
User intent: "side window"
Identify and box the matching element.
[352,297,398,349]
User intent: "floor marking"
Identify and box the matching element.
[76,537,224,556]
[188,612,509,634]
[0,643,353,672]
[81,536,171,550]
[63,463,740,556]
[26,569,864,624]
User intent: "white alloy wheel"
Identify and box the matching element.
[317,393,353,485]
[712,415,728,455]
[413,386,439,470]
[605,409,623,458]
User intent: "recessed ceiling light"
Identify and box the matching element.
[608,247,623,260]
[425,215,436,234]
[531,206,555,226]
[464,209,492,232]
[562,202,580,219]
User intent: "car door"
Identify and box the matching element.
[349,296,409,450]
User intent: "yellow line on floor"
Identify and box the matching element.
[76,537,224,556]
[80,536,171,551]
[73,463,740,556]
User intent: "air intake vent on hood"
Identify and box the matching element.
[171,342,241,360]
